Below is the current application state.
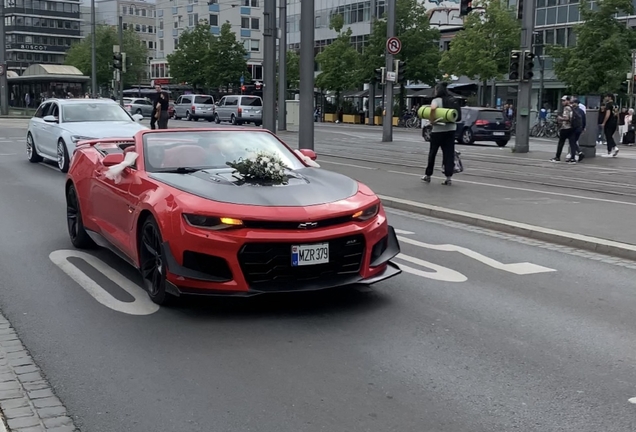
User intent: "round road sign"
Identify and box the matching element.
[386,37,402,55]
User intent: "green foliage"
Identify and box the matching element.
[315,15,362,95]
[548,0,636,94]
[439,0,520,82]
[361,0,441,85]
[64,25,148,89]
[277,51,300,90]
[167,22,248,90]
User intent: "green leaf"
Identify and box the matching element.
[548,0,636,94]
[64,24,148,89]
[439,0,520,82]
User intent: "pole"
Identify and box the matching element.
[118,16,124,106]
[298,0,314,149]
[537,55,544,112]
[512,0,536,153]
[368,0,376,126]
[381,0,396,142]
[262,0,276,132]
[90,0,97,97]
[277,0,287,131]
[0,0,8,116]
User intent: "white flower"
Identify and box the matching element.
[273,162,280,170]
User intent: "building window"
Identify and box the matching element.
[188,13,198,26]
[149,25,154,32]
[241,17,249,28]
[174,38,179,47]
[251,17,259,30]
[242,0,258,6]
[122,22,128,30]
[142,9,147,16]
[129,6,133,14]
[159,39,164,50]
[121,5,126,14]
[174,18,179,28]
[159,20,164,29]
[209,14,218,26]
[142,25,147,32]
[249,64,262,80]
[135,24,141,31]
[250,38,260,51]
[149,41,154,49]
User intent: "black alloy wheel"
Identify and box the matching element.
[66,184,95,249]
[139,217,172,305]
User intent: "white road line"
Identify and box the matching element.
[394,254,467,282]
[319,160,377,170]
[629,397,636,404]
[397,235,556,275]
[49,250,159,316]
[394,228,414,235]
[0,153,16,156]
[387,169,636,207]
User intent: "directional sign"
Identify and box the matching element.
[386,37,402,55]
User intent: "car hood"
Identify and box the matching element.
[148,167,359,207]
[62,121,148,137]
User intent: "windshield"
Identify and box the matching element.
[143,131,305,173]
[194,96,214,104]
[62,103,133,123]
[241,97,262,107]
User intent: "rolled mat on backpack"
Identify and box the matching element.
[417,106,458,123]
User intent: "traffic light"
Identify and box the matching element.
[113,53,122,70]
[394,60,406,83]
[374,67,386,84]
[460,0,473,16]
[241,85,246,94]
[533,32,543,47]
[523,51,535,80]
[508,50,521,81]
[516,0,523,20]
[121,52,127,73]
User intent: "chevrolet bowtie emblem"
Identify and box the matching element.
[298,222,318,229]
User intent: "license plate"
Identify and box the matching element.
[291,243,329,266]
[493,132,505,136]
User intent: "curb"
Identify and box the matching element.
[379,195,636,262]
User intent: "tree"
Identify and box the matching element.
[362,0,441,113]
[166,22,215,90]
[208,23,249,88]
[315,15,362,106]
[439,0,520,89]
[548,0,636,94]
[65,25,148,90]
[285,51,300,90]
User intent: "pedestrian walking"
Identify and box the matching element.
[596,105,606,146]
[155,92,170,129]
[601,93,619,157]
[550,96,577,163]
[565,97,586,162]
[624,109,635,146]
[149,84,163,130]
[618,107,628,143]
[422,82,458,185]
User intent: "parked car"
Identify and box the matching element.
[123,97,154,117]
[422,107,511,147]
[214,95,263,127]
[173,94,215,121]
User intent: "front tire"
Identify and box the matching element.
[66,184,96,249]
[214,114,220,124]
[139,216,173,306]
[496,140,508,147]
[186,111,192,121]
[461,128,474,145]
[57,139,70,173]
[26,132,42,163]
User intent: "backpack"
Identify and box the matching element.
[442,95,462,122]
[570,106,582,130]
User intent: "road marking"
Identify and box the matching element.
[319,160,377,170]
[396,235,555,275]
[394,228,414,235]
[394,254,467,282]
[629,397,636,404]
[0,153,15,156]
[38,162,59,171]
[49,250,159,316]
[387,169,636,207]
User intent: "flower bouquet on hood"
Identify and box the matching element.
[227,151,289,185]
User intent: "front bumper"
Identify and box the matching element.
[161,220,401,297]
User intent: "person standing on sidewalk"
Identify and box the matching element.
[596,104,606,146]
[149,84,163,130]
[601,94,619,157]
[618,106,628,143]
[566,97,586,162]
[550,96,577,163]
[422,82,457,186]
[155,92,170,129]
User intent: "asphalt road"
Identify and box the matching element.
[1,127,636,431]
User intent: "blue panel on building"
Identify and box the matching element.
[240,29,251,37]
[210,26,220,35]
[240,7,250,15]
[172,7,177,14]
[187,4,193,12]
[172,29,178,36]
[208,3,219,12]
[158,30,163,38]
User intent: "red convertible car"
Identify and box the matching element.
[65,128,401,305]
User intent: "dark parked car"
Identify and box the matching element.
[423,107,511,147]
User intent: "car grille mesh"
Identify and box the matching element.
[238,235,365,287]
[241,215,353,230]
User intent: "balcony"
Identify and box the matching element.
[3,7,79,19]
[4,26,80,36]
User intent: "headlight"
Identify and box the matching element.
[352,204,379,221]
[183,214,243,230]
[71,135,96,143]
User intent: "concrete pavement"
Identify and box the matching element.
[2,140,636,430]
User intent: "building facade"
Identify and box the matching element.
[151,0,264,86]
[3,0,83,73]
[95,0,157,81]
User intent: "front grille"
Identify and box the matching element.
[241,215,353,230]
[238,235,365,286]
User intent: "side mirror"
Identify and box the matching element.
[103,153,125,167]
[299,149,317,161]
[132,113,143,122]
[43,115,57,123]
